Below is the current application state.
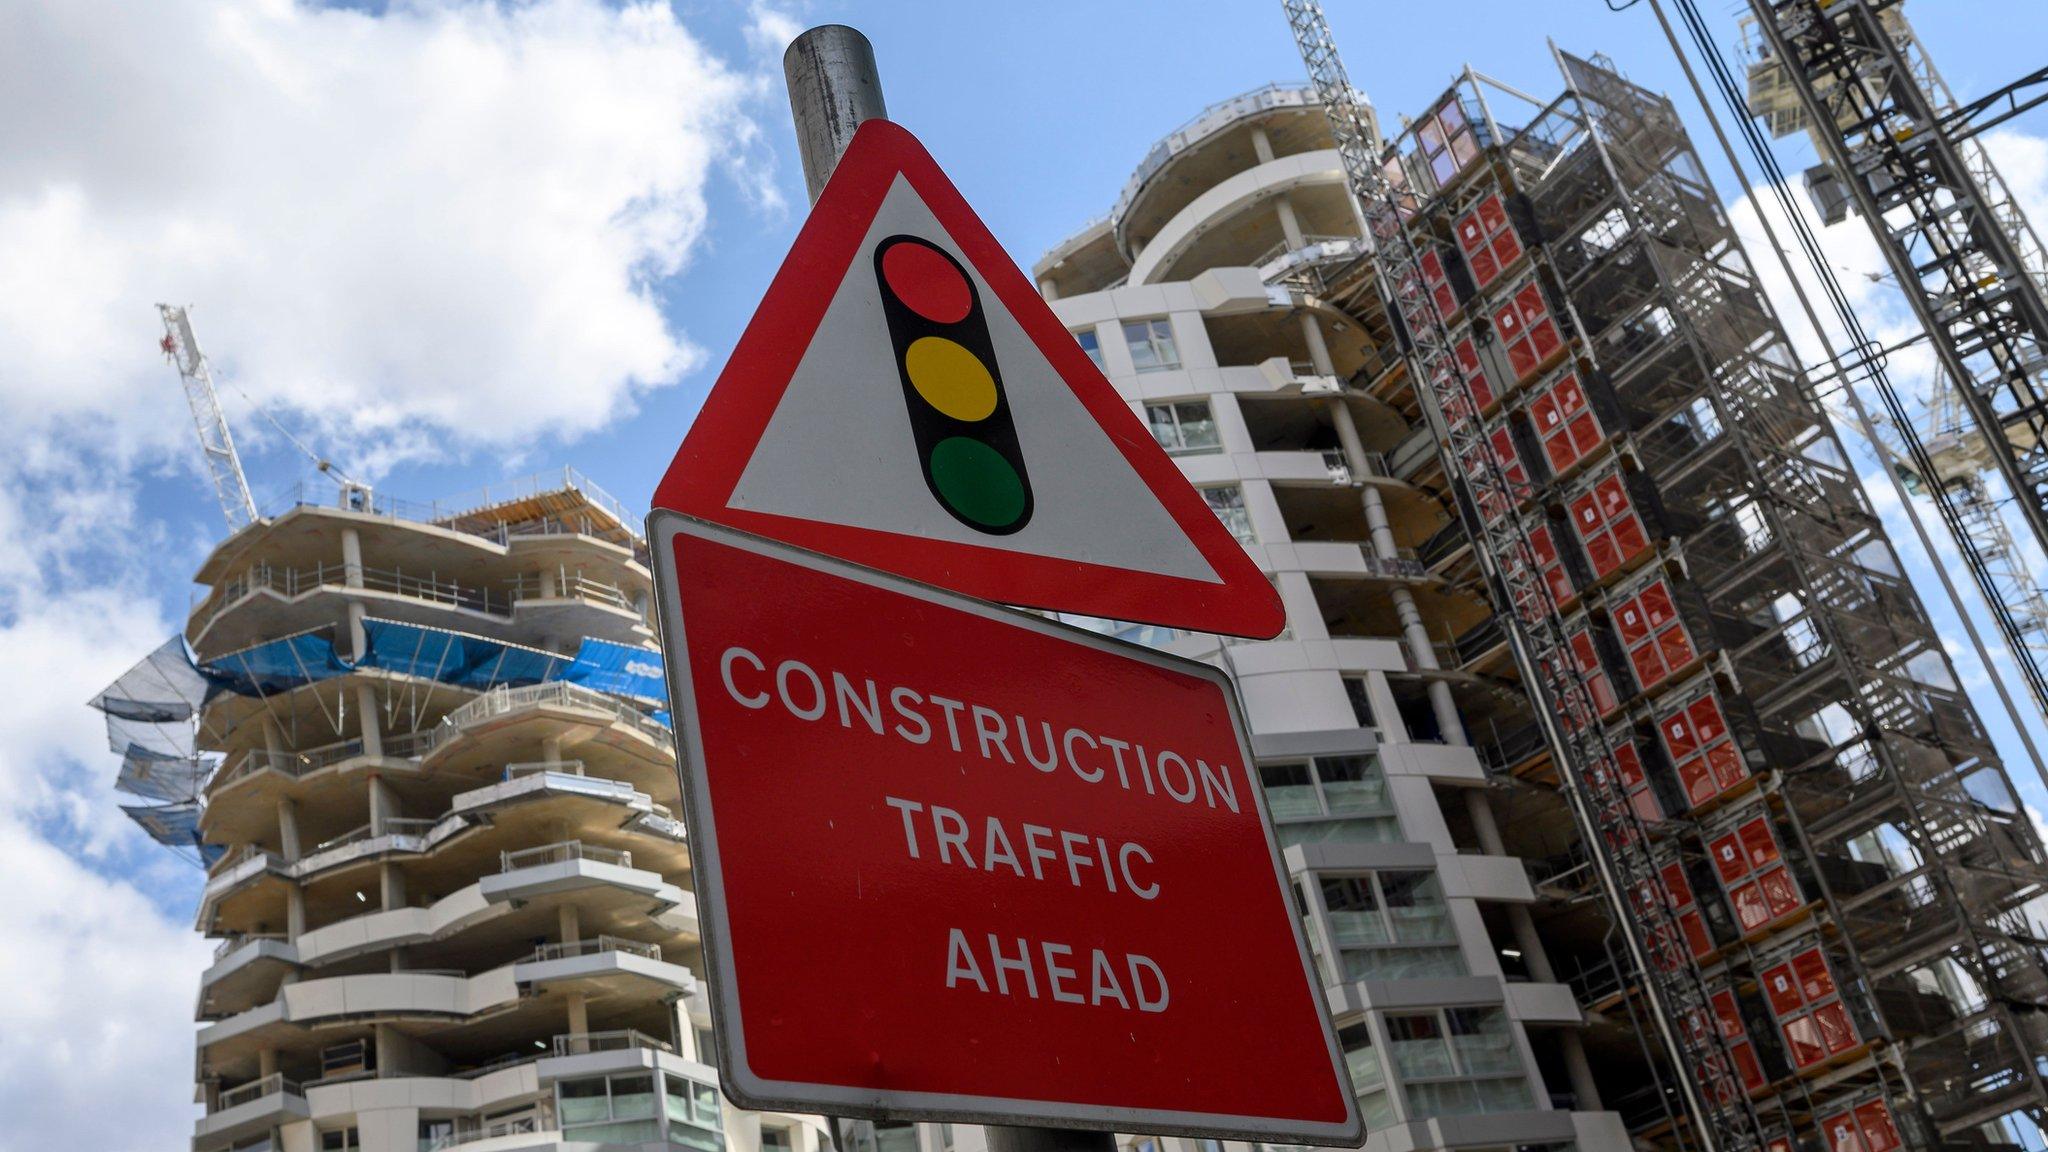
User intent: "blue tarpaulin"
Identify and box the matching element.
[201,628,349,697]
[357,618,566,689]
[557,637,665,702]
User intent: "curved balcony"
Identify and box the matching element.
[1128,150,1349,287]
[196,1073,309,1148]
[1111,84,1336,261]
[205,680,679,843]
[189,560,649,658]
[200,755,693,937]
[203,469,648,586]
[198,947,697,1076]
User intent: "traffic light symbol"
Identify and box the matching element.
[873,234,1034,535]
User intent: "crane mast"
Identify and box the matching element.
[158,304,257,532]
[1743,0,2048,735]
[1279,3,1763,1148]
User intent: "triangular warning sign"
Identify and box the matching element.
[653,119,1284,639]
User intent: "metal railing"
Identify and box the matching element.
[550,1028,673,1058]
[212,932,288,962]
[261,467,638,544]
[197,560,643,636]
[504,572,637,612]
[421,1101,555,1151]
[423,681,671,758]
[308,817,436,857]
[527,935,662,964]
[501,840,631,873]
[215,1073,302,1112]
[505,759,585,778]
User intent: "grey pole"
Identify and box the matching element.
[783,25,888,205]
[781,30,1118,1152]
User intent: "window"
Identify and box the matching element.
[665,1074,724,1152]
[693,1025,716,1062]
[1337,1022,1397,1127]
[1385,1008,1531,1118]
[1201,485,1254,543]
[558,1072,672,1146]
[763,1128,795,1152]
[1319,871,1463,979]
[1075,328,1104,371]
[1258,756,1399,846]
[1415,98,1479,189]
[1123,318,1181,372]
[419,1120,455,1152]
[320,1131,360,1152]
[1342,676,1376,729]
[1146,401,1220,454]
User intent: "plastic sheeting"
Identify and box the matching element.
[121,800,223,863]
[200,627,350,697]
[358,618,565,689]
[90,636,209,725]
[116,747,210,803]
[557,637,665,702]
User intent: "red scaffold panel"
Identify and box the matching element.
[1420,249,1459,321]
[1526,523,1577,611]
[1566,626,1621,718]
[1710,989,1768,1094]
[1491,277,1564,384]
[1453,334,1495,414]
[1761,946,1859,1071]
[1658,860,1714,960]
[1455,192,1524,290]
[1658,690,1749,811]
[1612,577,1696,694]
[1529,369,1606,477]
[1568,470,1651,581]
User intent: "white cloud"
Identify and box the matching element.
[0,815,212,1152]
[0,0,764,465]
[0,2,779,1146]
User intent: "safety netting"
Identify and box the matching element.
[94,622,668,865]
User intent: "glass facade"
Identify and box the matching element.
[1258,755,1400,847]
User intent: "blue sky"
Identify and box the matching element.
[3,1,2045,1147]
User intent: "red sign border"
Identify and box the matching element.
[649,119,1285,640]
[650,509,1361,1143]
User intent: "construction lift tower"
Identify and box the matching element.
[1281,3,1762,1149]
[158,303,258,533]
[1742,1,2048,739]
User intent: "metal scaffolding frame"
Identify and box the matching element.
[1282,4,1762,1148]
[1742,0,2048,748]
[1281,10,2048,1147]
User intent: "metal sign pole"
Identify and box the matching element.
[780,27,1115,1152]
[783,25,889,204]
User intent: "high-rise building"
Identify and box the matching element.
[98,472,834,1152]
[1030,45,2048,1152]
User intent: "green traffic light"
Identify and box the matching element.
[928,437,1028,530]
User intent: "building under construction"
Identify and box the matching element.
[1032,23,2048,1152]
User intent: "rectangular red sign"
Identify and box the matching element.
[651,512,1360,1142]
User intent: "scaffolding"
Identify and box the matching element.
[1284,14,2048,1148]
[1742,0,2048,748]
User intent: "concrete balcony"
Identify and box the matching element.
[196,1073,309,1148]
[1129,150,1350,286]
[189,560,649,657]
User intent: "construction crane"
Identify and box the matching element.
[158,304,258,532]
[1734,0,2048,739]
[1279,4,1763,1149]
[157,304,371,531]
